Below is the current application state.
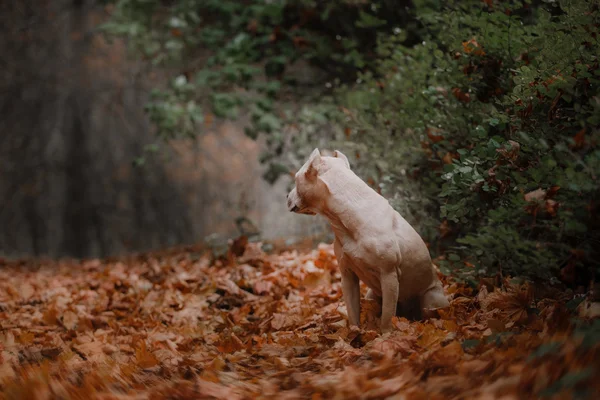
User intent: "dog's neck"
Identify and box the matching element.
[317,166,382,240]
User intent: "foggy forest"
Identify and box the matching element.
[1,0,599,399]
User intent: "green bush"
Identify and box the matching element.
[105,0,600,283]
[336,0,600,283]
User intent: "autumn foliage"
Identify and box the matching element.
[1,241,598,399]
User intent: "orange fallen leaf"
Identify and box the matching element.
[369,334,415,358]
[43,307,59,326]
[429,340,464,367]
[481,283,532,324]
[62,310,78,330]
[459,359,492,375]
[417,323,447,348]
[135,340,159,369]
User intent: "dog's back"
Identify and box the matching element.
[321,159,437,299]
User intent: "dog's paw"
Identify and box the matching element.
[380,322,394,334]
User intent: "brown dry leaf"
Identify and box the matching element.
[479,376,520,396]
[443,319,459,332]
[229,235,248,257]
[363,371,415,399]
[17,331,35,344]
[73,340,106,362]
[369,333,415,358]
[20,283,35,300]
[271,312,303,330]
[253,280,273,295]
[239,242,266,262]
[459,359,492,375]
[0,351,17,380]
[429,340,464,367]
[481,283,532,324]
[42,307,58,325]
[135,340,159,369]
[62,310,78,330]
[360,299,381,331]
[216,332,246,353]
[303,270,331,288]
[196,378,242,400]
[486,318,506,333]
[392,317,411,332]
[0,242,598,399]
[417,323,447,348]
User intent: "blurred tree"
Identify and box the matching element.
[0,0,196,257]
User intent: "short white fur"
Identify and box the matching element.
[287,148,449,332]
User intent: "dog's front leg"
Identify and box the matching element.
[341,267,361,326]
[380,268,400,333]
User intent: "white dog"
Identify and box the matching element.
[287,148,449,332]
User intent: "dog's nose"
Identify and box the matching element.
[290,205,299,212]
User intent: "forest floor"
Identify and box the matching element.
[0,240,599,399]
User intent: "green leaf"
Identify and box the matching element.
[461,339,480,350]
[355,11,386,28]
[527,342,562,362]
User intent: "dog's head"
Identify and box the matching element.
[287,148,351,215]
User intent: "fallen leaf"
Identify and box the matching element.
[62,310,78,330]
[429,340,464,367]
[0,241,597,399]
[20,283,35,300]
[42,307,58,325]
[459,359,492,375]
[481,283,532,324]
[486,318,506,333]
[135,340,159,369]
[369,333,415,358]
[417,323,447,348]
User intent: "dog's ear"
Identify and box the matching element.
[306,148,321,180]
[333,150,350,169]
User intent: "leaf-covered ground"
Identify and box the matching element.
[1,241,599,399]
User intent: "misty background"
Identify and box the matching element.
[0,0,326,259]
